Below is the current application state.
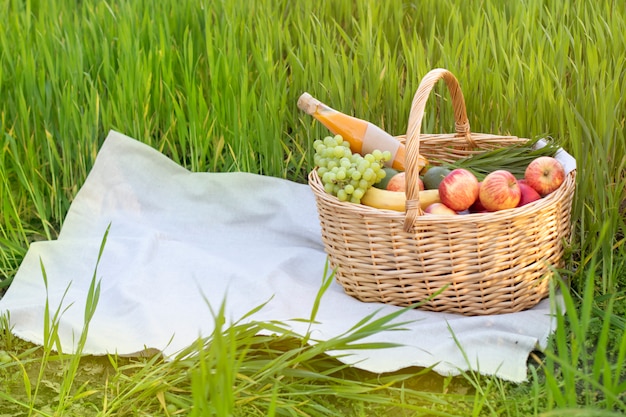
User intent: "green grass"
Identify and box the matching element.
[1,0,625,415]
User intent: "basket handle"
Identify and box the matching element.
[403,68,474,232]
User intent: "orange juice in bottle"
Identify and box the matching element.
[298,92,420,171]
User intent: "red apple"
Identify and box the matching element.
[424,202,458,215]
[524,156,565,196]
[479,170,521,211]
[469,182,488,213]
[386,172,423,192]
[438,168,479,211]
[517,180,542,207]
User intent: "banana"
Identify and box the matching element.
[360,187,441,212]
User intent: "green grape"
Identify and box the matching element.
[323,136,336,147]
[362,168,374,182]
[314,134,395,204]
[313,140,324,152]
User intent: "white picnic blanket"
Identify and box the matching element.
[0,130,575,382]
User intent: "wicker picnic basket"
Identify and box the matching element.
[308,68,576,316]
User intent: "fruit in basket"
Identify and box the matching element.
[314,135,391,203]
[424,202,458,215]
[384,172,423,192]
[438,169,479,211]
[386,172,406,191]
[374,167,401,189]
[422,166,452,190]
[468,182,487,213]
[361,187,440,212]
[517,179,542,207]
[478,170,521,211]
[524,156,565,196]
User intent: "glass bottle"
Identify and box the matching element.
[298,92,410,171]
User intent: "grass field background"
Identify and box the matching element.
[1,0,625,415]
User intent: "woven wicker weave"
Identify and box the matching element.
[308,68,576,316]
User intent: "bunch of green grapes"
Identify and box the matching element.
[314,135,391,203]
